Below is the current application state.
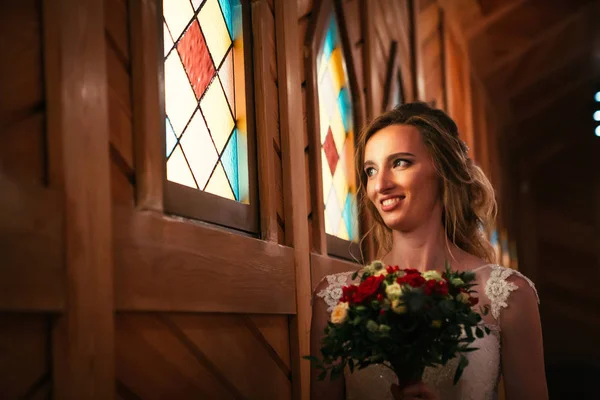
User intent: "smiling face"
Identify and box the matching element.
[363,124,442,232]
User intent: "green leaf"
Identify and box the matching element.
[485,327,491,335]
[453,355,469,385]
[475,327,484,338]
[352,271,359,280]
[303,355,323,366]
[348,358,355,373]
[318,370,327,381]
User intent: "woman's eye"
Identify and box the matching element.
[393,159,410,168]
[365,167,376,177]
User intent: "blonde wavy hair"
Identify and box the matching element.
[356,102,497,263]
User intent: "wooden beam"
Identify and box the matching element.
[464,0,527,41]
[0,178,64,311]
[482,2,595,79]
[252,0,279,242]
[537,208,598,255]
[44,0,115,398]
[129,0,164,212]
[114,207,296,313]
[513,71,599,125]
[275,0,312,398]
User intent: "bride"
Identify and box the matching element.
[310,102,548,399]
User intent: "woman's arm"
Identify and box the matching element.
[310,279,345,400]
[500,276,549,399]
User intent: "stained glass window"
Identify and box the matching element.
[163,0,249,203]
[317,16,359,242]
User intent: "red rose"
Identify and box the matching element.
[386,265,400,274]
[353,275,385,303]
[377,293,384,302]
[397,274,426,288]
[403,268,420,275]
[424,279,437,296]
[436,280,449,296]
[468,296,479,306]
[424,280,449,296]
[341,285,358,303]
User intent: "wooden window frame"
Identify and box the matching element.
[382,40,406,111]
[159,0,260,234]
[304,0,363,262]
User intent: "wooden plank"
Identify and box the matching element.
[252,0,279,242]
[114,208,297,314]
[44,0,115,397]
[275,0,313,398]
[0,315,50,398]
[0,178,64,311]
[129,0,164,212]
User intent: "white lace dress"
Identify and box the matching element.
[315,264,539,400]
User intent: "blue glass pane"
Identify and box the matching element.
[221,128,239,201]
[338,87,353,132]
[342,193,353,241]
[166,117,178,157]
[218,0,242,40]
[321,16,337,64]
[490,230,499,246]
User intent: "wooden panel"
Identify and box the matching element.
[116,314,236,399]
[0,0,46,184]
[45,0,115,397]
[247,314,292,370]
[105,0,130,62]
[107,38,134,170]
[0,180,64,311]
[253,0,280,242]
[0,315,50,398]
[169,314,292,398]
[114,208,297,313]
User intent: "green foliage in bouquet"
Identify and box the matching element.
[306,261,491,386]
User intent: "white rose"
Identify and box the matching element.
[422,270,443,281]
[385,283,403,299]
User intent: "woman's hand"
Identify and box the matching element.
[390,382,439,400]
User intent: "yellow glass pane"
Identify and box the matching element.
[344,132,357,191]
[201,77,235,154]
[165,50,198,136]
[179,110,219,190]
[330,105,346,153]
[333,157,348,211]
[163,0,194,41]
[198,0,232,67]
[321,148,333,204]
[329,48,346,93]
[337,219,350,241]
[167,145,197,188]
[205,161,235,200]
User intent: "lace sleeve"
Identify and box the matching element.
[484,265,540,321]
[315,272,354,312]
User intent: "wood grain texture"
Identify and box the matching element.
[0,178,64,311]
[252,0,280,242]
[46,0,115,397]
[129,0,164,212]
[0,0,46,184]
[114,208,297,313]
[247,314,292,371]
[0,315,50,398]
[276,0,313,397]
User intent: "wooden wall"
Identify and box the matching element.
[0,0,504,398]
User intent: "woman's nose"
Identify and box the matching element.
[374,168,394,193]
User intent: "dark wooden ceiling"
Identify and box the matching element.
[442,0,600,165]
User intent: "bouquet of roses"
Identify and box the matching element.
[307,260,490,387]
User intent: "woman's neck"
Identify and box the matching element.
[384,221,452,273]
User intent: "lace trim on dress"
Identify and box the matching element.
[316,271,354,312]
[484,265,539,320]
